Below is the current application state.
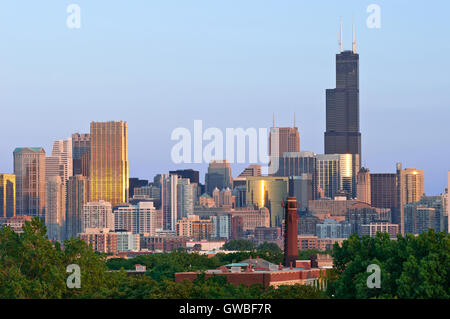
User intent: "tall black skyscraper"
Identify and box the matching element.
[324,23,361,166]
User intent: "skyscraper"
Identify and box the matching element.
[46,176,66,242]
[49,138,73,184]
[0,174,15,218]
[356,167,371,205]
[82,200,114,231]
[72,133,90,177]
[370,173,398,210]
[14,147,46,217]
[324,23,361,167]
[205,160,232,195]
[397,163,425,235]
[89,121,129,207]
[246,176,288,227]
[269,117,300,175]
[161,174,178,231]
[66,174,89,239]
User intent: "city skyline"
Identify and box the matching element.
[0,1,448,195]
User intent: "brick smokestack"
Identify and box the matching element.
[284,197,298,267]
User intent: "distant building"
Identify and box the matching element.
[324,47,361,167]
[210,214,231,239]
[205,160,232,195]
[397,163,425,235]
[246,176,288,227]
[79,228,117,254]
[360,222,399,238]
[370,173,398,210]
[129,178,149,198]
[116,231,140,252]
[316,219,351,239]
[169,169,199,184]
[356,167,371,205]
[45,176,66,242]
[0,174,15,218]
[269,122,300,160]
[113,201,162,236]
[82,200,114,232]
[297,235,345,251]
[140,235,187,252]
[0,216,32,233]
[89,121,129,207]
[14,147,46,217]
[254,226,280,245]
[66,174,89,239]
[176,214,214,240]
[72,133,90,177]
[289,174,315,211]
[46,138,73,185]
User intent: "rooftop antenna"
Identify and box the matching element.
[293,112,296,128]
[339,17,343,53]
[352,19,357,53]
[272,113,275,128]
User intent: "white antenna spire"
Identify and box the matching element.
[339,17,343,53]
[352,20,357,53]
[272,113,275,128]
[293,112,296,128]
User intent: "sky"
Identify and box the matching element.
[0,0,448,195]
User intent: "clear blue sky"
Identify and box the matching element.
[0,1,448,195]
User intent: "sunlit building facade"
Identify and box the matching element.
[14,147,46,218]
[246,176,288,227]
[0,174,15,218]
[89,121,129,207]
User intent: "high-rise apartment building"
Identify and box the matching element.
[113,201,162,236]
[161,174,178,231]
[66,174,89,239]
[177,178,195,218]
[82,200,114,232]
[89,121,129,207]
[356,167,371,205]
[72,133,90,177]
[45,176,66,242]
[0,174,15,218]
[14,147,46,217]
[397,163,425,235]
[324,28,361,166]
[47,138,73,184]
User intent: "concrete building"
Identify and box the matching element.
[116,231,140,252]
[356,167,371,205]
[89,121,129,208]
[79,228,117,254]
[161,174,178,231]
[14,147,46,217]
[113,201,162,236]
[0,174,15,218]
[66,174,89,239]
[316,219,351,238]
[47,138,73,184]
[176,214,214,240]
[210,214,231,239]
[360,222,399,238]
[397,163,425,235]
[45,176,66,242]
[82,200,114,232]
[0,216,32,233]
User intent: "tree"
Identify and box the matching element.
[328,230,450,299]
[223,239,255,251]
